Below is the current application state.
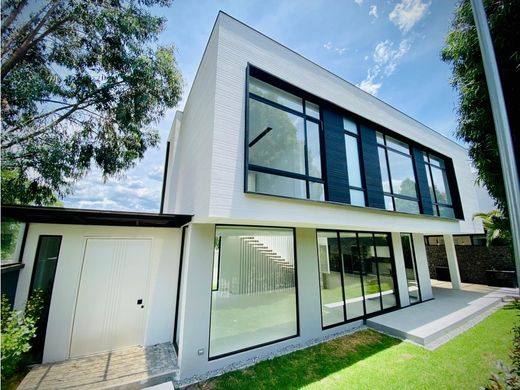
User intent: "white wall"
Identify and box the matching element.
[163,20,220,218]
[169,12,483,234]
[14,224,181,363]
[177,224,361,381]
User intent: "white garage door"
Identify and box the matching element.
[70,238,152,357]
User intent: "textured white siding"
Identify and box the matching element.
[163,23,220,218]
[169,12,483,234]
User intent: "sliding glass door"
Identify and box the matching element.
[318,230,398,328]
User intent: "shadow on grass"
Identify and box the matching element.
[192,329,401,390]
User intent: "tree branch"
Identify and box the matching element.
[1,0,29,34]
[1,0,62,78]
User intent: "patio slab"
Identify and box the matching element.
[366,284,518,349]
[18,343,179,390]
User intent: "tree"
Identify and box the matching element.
[441,0,519,217]
[473,209,511,246]
[1,0,182,205]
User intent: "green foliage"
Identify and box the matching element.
[482,302,520,390]
[441,0,519,218]
[1,0,183,205]
[1,291,45,385]
[474,209,512,246]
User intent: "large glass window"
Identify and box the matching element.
[423,152,455,218]
[1,219,26,265]
[29,235,62,362]
[247,74,324,201]
[343,118,365,206]
[401,233,421,304]
[209,226,298,358]
[317,230,397,328]
[377,132,420,214]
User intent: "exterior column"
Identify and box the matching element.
[443,234,462,290]
[412,233,433,300]
[176,223,215,380]
[391,232,411,307]
[295,228,322,338]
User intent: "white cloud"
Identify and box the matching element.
[389,0,430,32]
[354,0,364,5]
[358,38,411,95]
[369,5,378,18]
[373,39,410,66]
[358,78,382,95]
[323,41,346,55]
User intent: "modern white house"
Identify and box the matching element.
[1,11,489,383]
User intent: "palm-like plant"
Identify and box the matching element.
[473,210,512,247]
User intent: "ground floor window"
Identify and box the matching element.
[317,230,398,328]
[401,233,421,304]
[209,226,298,358]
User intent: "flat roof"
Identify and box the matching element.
[1,205,192,228]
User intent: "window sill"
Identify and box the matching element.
[1,263,25,273]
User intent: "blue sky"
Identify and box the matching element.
[63,0,462,212]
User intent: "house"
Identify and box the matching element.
[1,11,488,383]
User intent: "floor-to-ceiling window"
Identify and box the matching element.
[317,230,398,328]
[246,73,324,201]
[209,226,298,358]
[401,233,421,304]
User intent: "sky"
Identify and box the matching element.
[62,0,464,212]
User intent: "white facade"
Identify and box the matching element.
[14,224,182,363]
[165,12,484,235]
[4,11,494,385]
[162,12,486,382]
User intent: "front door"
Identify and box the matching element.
[70,238,151,357]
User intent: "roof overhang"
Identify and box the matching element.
[1,205,192,228]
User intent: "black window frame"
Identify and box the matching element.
[245,65,325,201]
[376,132,422,213]
[208,224,300,360]
[400,232,422,305]
[423,152,455,217]
[1,219,29,267]
[343,117,367,206]
[316,229,400,330]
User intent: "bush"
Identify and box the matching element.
[1,291,44,385]
[482,301,520,390]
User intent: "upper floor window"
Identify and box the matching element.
[246,75,324,201]
[343,117,365,206]
[376,132,420,214]
[423,152,455,218]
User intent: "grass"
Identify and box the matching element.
[192,305,516,390]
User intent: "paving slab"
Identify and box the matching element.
[18,343,179,390]
[367,285,518,348]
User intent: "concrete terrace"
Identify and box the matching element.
[18,343,178,390]
[367,280,518,349]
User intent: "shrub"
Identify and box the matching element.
[482,301,520,390]
[1,291,45,385]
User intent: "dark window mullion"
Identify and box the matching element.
[371,234,384,311]
[337,232,348,323]
[248,164,324,183]
[303,110,310,199]
[356,233,367,316]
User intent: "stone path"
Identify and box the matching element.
[18,343,179,389]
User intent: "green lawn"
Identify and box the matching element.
[194,305,516,390]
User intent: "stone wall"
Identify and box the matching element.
[426,245,514,285]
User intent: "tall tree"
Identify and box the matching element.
[1,0,182,205]
[441,0,519,217]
